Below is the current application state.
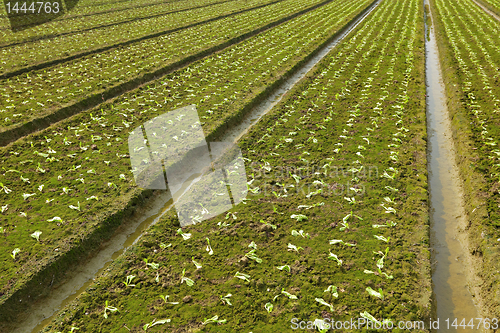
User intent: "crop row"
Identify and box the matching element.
[0,0,230,46]
[0,0,327,134]
[38,0,431,331]
[0,0,174,20]
[431,0,500,317]
[0,0,179,29]
[479,0,500,16]
[38,0,179,17]
[0,0,374,322]
[0,0,278,73]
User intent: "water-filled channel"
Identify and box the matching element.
[424,1,481,331]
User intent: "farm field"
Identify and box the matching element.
[37,0,433,331]
[0,0,333,142]
[0,0,281,73]
[478,0,500,16]
[0,0,228,43]
[0,0,499,332]
[0,0,376,329]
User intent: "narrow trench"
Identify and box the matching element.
[12,1,383,333]
[424,1,482,331]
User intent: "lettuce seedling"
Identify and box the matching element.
[159,295,179,305]
[374,235,390,243]
[291,230,310,238]
[343,211,363,223]
[291,214,308,222]
[217,221,231,228]
[366,287,384,300]
[287,243,303,252]
[314,319,329,333]
[31,231,42,242]
[176,228,191,240]
[69,201,81,211]
[265,302,273,313]
[245,249,262,263]
[180,269,194,286]
[385,186,399,192]
[276,265,291,272]
[360,311,379,324]
[339,222,349,231]
[383,197,395,204]
[260,219,277,230]
[324,285,338,298]
[225,212,237,220]
[103,300,119,319]
[315,298,334,311]
[234,271,250,282]
[206,238,213,255]
[289,172,301,183]
[11,248,20,260]
[22,193,36,200]
[380,204,396,214]
[0,182,12,194]
[281,288,298,299]
[273,205,284,214]
[202,315,226,325]
[373,220,397,228]
[192,257,202,270]
[220,294,232,306]
[329,239,355,247]
[124,275,135,287]
[143,318,170,331]
[328,251,342,266]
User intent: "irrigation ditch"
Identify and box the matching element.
[3,1,383,332]
[425,0,492,331]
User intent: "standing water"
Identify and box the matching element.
[425,1,481,331]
